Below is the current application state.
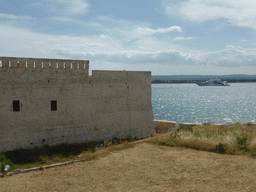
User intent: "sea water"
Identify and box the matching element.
[152,83,256,124]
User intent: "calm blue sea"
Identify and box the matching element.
[152,83,256,124]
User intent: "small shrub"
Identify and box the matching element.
[183,126,193,133]
[111,137,122,145]
[236,137,248,146]
[124,136,137,142]
[171,130,183,138]
[171,126,194,138]
[111,136,137,145]
[0,153,16,173]
[158,140,177,147]
[103,140,109,148]
[216,143,227,153]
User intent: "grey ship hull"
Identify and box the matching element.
[196,83,230,86]
[196,79,230,86]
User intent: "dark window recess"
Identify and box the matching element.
[51,100,57,111]
[13,100,20,112]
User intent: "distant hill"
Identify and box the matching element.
[151,75,256,81]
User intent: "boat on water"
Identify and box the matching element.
[195,79,230,86]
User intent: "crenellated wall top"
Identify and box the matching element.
[0,57,89,71]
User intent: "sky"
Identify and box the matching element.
[1,0,256,75]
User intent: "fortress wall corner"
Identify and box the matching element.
[89,70,155,139]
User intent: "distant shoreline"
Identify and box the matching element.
[151,74,256,84]
[152,79,256,84]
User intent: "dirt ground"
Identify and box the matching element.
[1,143,256,192]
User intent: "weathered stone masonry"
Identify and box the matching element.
[0,57,155,152]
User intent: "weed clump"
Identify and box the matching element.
[171,126,194,138]
[0,153,16,173]
[216,143,227,153]
[236,137,248,146]
[182,126,194,133]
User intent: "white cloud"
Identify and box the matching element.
[174,37,192,40]
[204,47,256,67]
[1,24,256,73]
[226,45,235,48]
[51,17,85,24]
[130,26,182,39]
[0,24,126,59]
[0,24,192,66]
[0,13,32,20]
[93,16,182,40]
[100,35,108,39]
[166,0,256,29]
[135,26,182,35]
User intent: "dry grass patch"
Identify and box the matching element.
[148,123,256,156]
[2,143,256,192]
[79,141,137,162]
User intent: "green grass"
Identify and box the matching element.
[148,123,256,156]
[2,136,137,170]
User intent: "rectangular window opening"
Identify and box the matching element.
[51,100,57,111]
[13,100,20,112]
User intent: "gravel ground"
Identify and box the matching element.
[1,143,256,192]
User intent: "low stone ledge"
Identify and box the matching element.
[12,167,41,175]
[154,120,202,133]
[179,122,201,129]
[43,161,73,169]
[0,161,76,176]
[154,120,178,133]
[154,120,246,133]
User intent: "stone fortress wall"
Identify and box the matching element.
[0,57,155,152]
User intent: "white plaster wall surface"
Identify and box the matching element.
[0,57,155,152]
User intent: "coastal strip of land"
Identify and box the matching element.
[152,74,256,84]
[1,121,256,191]
[1,142,256,191]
